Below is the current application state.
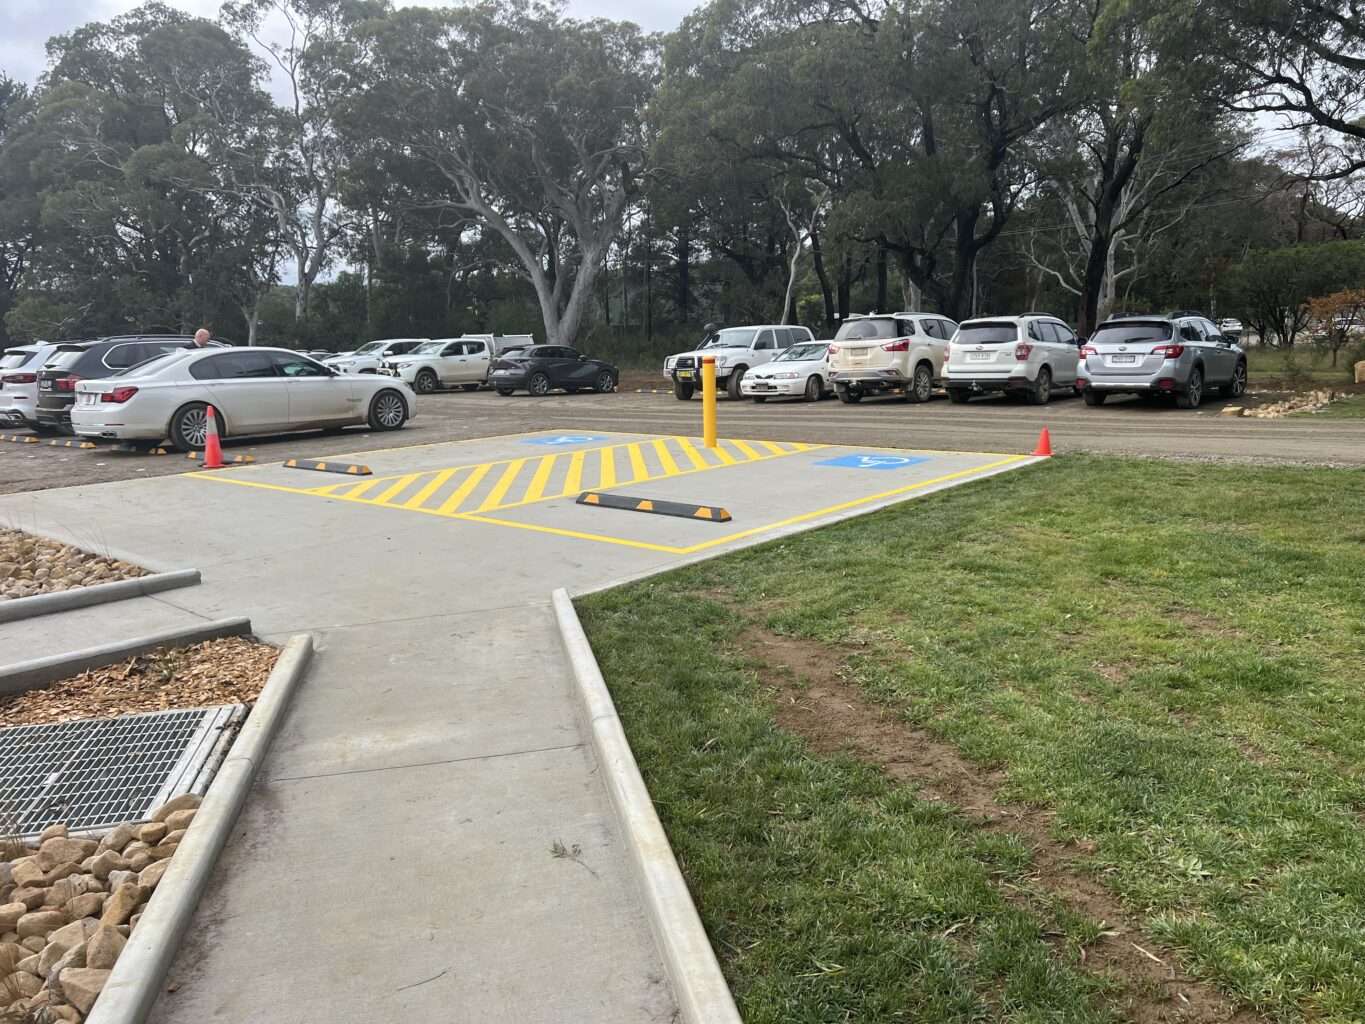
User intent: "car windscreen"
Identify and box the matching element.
[833,318,899,341]
[354,342,384,353]
[44,347,89,369]
[1091,321,1173,344]
[701,328,757,349]
[111,352,187,377]
[776,343,828,362]
[955,323,1019,345]
[1,350,38,369]
[410,342,444,354]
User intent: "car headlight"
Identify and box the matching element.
[714,355,729,368]
[773,372,798,379]
[664,357,676,370]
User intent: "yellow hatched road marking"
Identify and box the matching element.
[340,478,384,500]
[598,446,617,489]
[478,458,529,512]
[757,440,786,456]
[674,437,709,471]
[374,473,421,504]
[729,439,762,461]
[438,463,492,514]
[652,439,681,476]
[626,443,649,483]
[563,450,586,496]
[403,467,457,509]
[523,455,558,504]
[710,440,739,466]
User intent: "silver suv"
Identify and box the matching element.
[1076,315,1247,409]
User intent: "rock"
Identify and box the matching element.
[97,823,136,855]
[46,862,83,885]
[162,809,196,833]
[16,911,66,939]
[4,969,42,998]
[120,841,150,859]
[89,851,127,881]
[48,875,92,906]
[1354,359,1365,384]
[127,852,153,872]
[38,824,68,844]
[86,925,125,971]
[1219,405,1246,416]
[44,939,87,982]
[21,936,46,953]
[16,953,39,974]
[0,903,25,932]
[136,822,168,846]
[38,837,98,872]
[49,1006,81,1022]
[10,888,49,911]
[150,794,201,823]
[0,862,12,889]
[129,912,141,931]
[10,858,46,890]
[59,967,111,1014]
[65,893,104,919]
[138,859,171,890]
[106,871,135,892]
[45,919,96,956]
[100,883,143,927]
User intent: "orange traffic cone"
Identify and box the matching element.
[203,406,224,469]
[1032,427,1053,457]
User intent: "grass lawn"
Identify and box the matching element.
[1246,347,1359,388]
[578,456,1365,1024]
[1309,395,1365,418]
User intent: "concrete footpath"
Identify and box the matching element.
[0,429,1039,1022]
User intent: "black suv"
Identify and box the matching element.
[35,335,226,432]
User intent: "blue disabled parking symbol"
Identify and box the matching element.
[816,453,929,470]
[523,434,609,447]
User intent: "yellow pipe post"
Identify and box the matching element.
[701,356,718,449]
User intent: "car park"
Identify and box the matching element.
[1076,314,1246,409]
[383,338,492,394]
[664,324,813,400]
[35,335,214,433]
[490,345,618,396]
[944,314,1080,405]
[70,347,416,450]
[827,312,958,403]
[325,339,426,374]
[740,341,833,401]
[1,342,59,429]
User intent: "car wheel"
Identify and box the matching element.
[1026,367,1052,406]
[1220,361,1247,398]
[169,403,211,453]
[947,389,970,404]
[906,362,933,403]
[528,372,552,396]
[726,367,747,399]
[594,371,616,394]
[835,385,862,403]
[462,383,480,392]
[1177,367,1203,409]
[804,375,822,402]
[1082,389,1107,407]
[368,389,408,430]
[496,387,516,397]
[673,380,694,401]
[412,370,438,394]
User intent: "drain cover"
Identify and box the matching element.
[0,705,244,838]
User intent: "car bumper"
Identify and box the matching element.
[740,378,804,397]
[831,369,910,389]
[668,368,727,384]
[1078,366,1191,392]
[0,401,34,426]
[69,407,159,440]
[490,370,529,388]
[944,375,1029,393]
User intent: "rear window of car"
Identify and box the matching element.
[833,318,903,341]
[1091,321,1174,343]
[955,323,1020,344]
[45,347,90,369]
[1,350,38,369]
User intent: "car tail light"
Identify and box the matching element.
[1074,377,1087,390]
[881,338,909,352]
[2,373,37,384]
[56,375,83,392]
[1014,342,1033,359]
[827,344,839,354]
[943,343,950,361]
[1151,344,1185,359]
[1079,345,1097,358]
[101,386,139,403]
[1156,377,1177,391]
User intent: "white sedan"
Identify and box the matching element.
[738,342,833,402]
[71,347,417,451]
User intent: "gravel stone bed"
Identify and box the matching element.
[0,529,147,601]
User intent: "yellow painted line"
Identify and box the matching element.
[403,467,458,509]
[453,512,683,554]
[186,474,327,495]
[673,436,709,471]
[562,450,585,497]
[477,457,529,512]
[729,439,762,461]
[341,478,384,500]
[373,473,421,505]
[522,455,558,504]
[626,442,649,483]
[652,438,682,476]
[598,446,617,489]
[757,440,787,456]
[437,462,492,514]
[709,439,739,465]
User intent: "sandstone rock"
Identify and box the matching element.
[65,893,104,919]
[138,859,171,890]
[89,851,127,881]
[129,911,141,931]
[37,838,98,872]
[46,862,83,885]
[0,941,27,963]
[10,888,49,911]
[0,934,16,946]
[100,883,143,926]
[127,852,153,872]
[16,911,65,939]
[85,925,125,971]
[120,841,149,859]
[97,823,136,855]
[0,862,12,889]
[0,903,25,932]
[136,822,168,846]
[38,824,68,844]
[10,858,46,890]
[106,870,135,892]
[1219,405,1246,416]
[16,953,39,974]
[44,939,87,983]
[60,967,111,1014]
[21,936,47,953]
[150,794,201,823]
[45,919,96,956]
[162,809,196,833]
[49,1006,81,1023]
[1354,359,1364,384]
[4,969,42,998]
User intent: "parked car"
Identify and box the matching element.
[664,324,813,400]
[1076,314,1246,409]
[383,338,492,394]
[490,346,618,396]
[827,312,958,403]
[462,333,536,357]
[740,342,833,402]
[70,347,416,450]
[1217,318,1243,336]
[1,342,59,429]
[944,314,1081,405]
[35,335,214,433]
[325,339,426,374]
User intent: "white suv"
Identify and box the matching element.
[325,338,427,375]
[664,324,813,400]
[1,343,59,429]
[383,338,492,393]
[944,314,1080,405]
[828,312,958,403]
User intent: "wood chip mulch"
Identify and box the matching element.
[0,637,280,728]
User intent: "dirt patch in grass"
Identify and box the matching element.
[0,526,147,600]
[0,637,279,727]
[744,624,1259,1024]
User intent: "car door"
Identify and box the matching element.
[194,350,290,432]
[1199,319,1235,382]
[270,351,359,427]
[557,347,597,388]
[536,347,574,388]
[751,329,777,367]
[1049,322,1081,383]
[431,341,465,384]
[461,340,491,383]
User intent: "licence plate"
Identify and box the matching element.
[41,379,54,390]
[967,351,993,362]
[1110,354,1137,364]
[677,370,694,380]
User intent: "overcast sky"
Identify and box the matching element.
[1,0,695,85]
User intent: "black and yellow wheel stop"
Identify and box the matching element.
[283,458,372,476]
[112,444,169,455]
[46,439,97,449]
[576,491,732,523]
[0,434,40,444]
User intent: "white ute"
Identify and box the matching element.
[663,324,813,400]
[383,337,493,393]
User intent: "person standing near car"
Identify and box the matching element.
[192,328,211,347]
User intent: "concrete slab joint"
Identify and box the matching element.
[85,633,314,1024]
[552,588,743,1024]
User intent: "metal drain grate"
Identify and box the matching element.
[0,705,244,838]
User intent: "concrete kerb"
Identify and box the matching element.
[85,633,314,1024]
[552,588,742,1024]
[0,616,252,696]
[0,568,202,624]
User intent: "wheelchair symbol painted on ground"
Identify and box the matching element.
[523,434,610,447]
[815,453,931,471]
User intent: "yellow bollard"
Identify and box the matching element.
[701,356,718,449]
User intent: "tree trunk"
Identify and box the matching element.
[1078,226,1112,337]
[838,252,852,322]
[676,220,690,323]
[875,243,888,312]
[811,228,835,328]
